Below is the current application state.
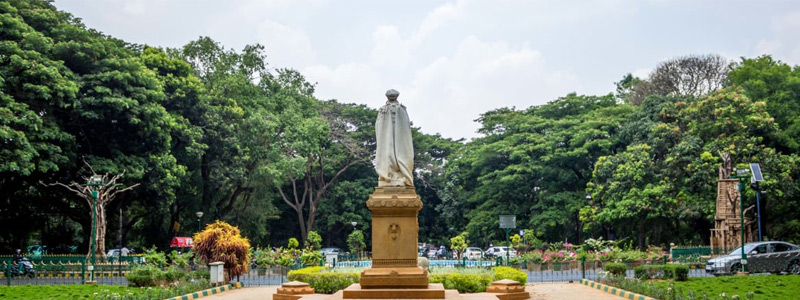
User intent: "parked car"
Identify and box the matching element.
[106,247,135,257]
[706,241,800,275]
[484,246,517,258]
[463,247,484,260]
[320,247,342,255]
[426,248,437,259]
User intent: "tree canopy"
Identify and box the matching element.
[3,0,800,253]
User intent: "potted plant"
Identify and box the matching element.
[525,251,543,271]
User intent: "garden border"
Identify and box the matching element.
[579,279,655,300]
[166,282,243,300]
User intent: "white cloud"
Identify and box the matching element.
[370,26,410,68]
[401,36,578,139]
[754,11,800,64]
[303,63,386,104]
[256,21,317,69]
[410,0,465,45]
[122,0,146,14]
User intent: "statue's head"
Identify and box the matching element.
[385,89,399,100]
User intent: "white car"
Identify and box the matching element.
[106,247,135,257]
[484,246,517,258]
[463,247,484,260]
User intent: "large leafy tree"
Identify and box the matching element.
[1,0,184,254]
[444,93,633,245]
[727,55,800,152]
[585,88,800,247]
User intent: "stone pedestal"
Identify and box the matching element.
[343,186,443,299]
[486,280,530,300]
[358,186,428,289]
[274,281,316,300]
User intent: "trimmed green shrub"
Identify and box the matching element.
[160,267,188,283]
[663,264,689,281]
[287,266,359,294]
[604,263,627,277]
[127,265,193,287]
[491,266,527,284]
[633,265,664,280]
[127,265,158,287]
[429,273,492,293]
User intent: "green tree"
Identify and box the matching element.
[449,232,468,260]
[347,230,365,258]
[305,231,322,250]
[727,55,800,152]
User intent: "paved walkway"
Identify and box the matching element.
[529,282,621,300]
[202,282,620,300]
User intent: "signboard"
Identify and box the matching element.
[170,237,194,248]
[499,215,516,229]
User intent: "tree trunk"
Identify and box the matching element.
[87,204,107,258]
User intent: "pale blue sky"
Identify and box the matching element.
[55,0,800,140]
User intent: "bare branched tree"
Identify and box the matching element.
[630,54,729,105]
[41,161,139,257]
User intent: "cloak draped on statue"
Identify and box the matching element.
[375,98,414,187]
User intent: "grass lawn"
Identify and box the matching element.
[652,275,800,299]
[0,282,211,299]
[0,285,144,299]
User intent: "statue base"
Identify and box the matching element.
[348,186,433,296]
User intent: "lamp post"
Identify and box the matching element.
[86,175,104,283]
[734,167,751,274]
[196,211,204,232]
[350,222,358,260]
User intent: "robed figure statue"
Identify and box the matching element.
[375,89,414,187]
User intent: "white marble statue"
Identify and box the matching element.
[375,89,414,187]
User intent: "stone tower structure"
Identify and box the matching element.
[710,153,754,250]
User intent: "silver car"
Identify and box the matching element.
[706,241,800,275]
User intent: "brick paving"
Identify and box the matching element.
[528,282,622,300]
[203,282,621,300]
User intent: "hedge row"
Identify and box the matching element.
[633,264,689,281]
[286,266,527,294]
[286,266,360,294]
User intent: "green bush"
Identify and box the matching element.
[127,265,191,287]
[299,249,324,266]
[161,267,188,283]
[663,264,689,281]
[127,265,159,287]
[604,263,627,277]
[491,266,527,284]
[633,265,664,280]
[429,273,491,293]
[287,267,359,294]
[142,246,167,267]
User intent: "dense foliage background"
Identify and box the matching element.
[2,0,799,253]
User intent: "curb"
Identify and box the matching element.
[579,279,656,300]
[166,282,243,300]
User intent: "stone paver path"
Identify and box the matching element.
[201,285,277,300]
[202,282,620,300]
[528,282,621,300]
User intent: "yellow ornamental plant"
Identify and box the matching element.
[193,221,251,280]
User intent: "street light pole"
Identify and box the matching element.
[196,211,204,232]
[735,168,750,274]
[351,221,358,260]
